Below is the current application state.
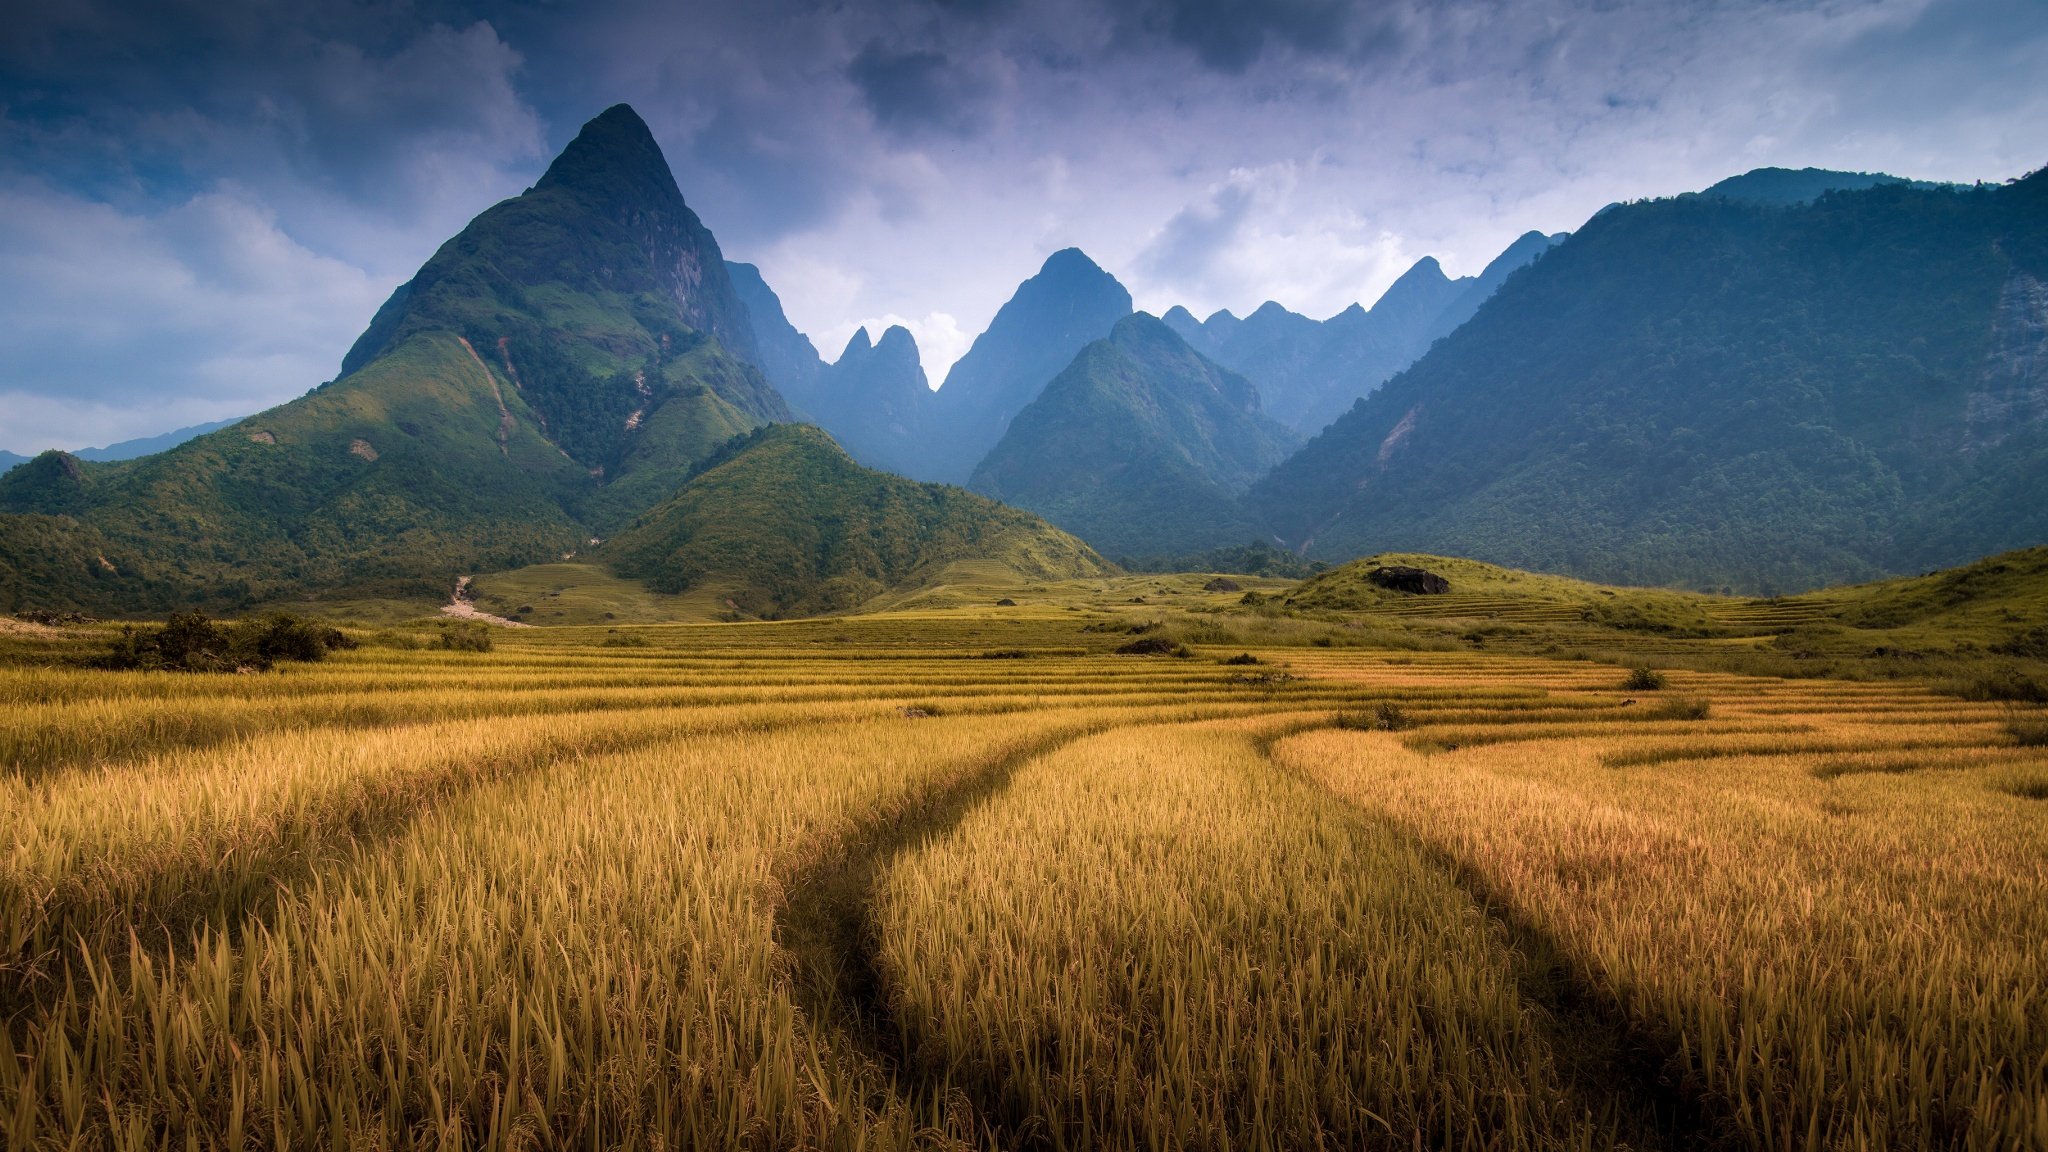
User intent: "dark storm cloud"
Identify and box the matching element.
[1140,0,1368,73]
[848,42,993,136]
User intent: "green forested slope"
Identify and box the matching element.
[610,424,1110,617]
[970,314,1298,559]
[1252,170,2048,592]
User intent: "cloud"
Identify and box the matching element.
[848,43,995,137]
[0,184,385,452]
[1138,0,1374,73]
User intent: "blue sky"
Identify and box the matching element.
[2,0,2045,452]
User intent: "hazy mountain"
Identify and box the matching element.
[801,326,935,477]
[1,418,242,474]
[609,423,1109,617]
[0,104,791,612]
[927,248,1133,482]
[970,313,1298,558]
[1165,231,1565,435]
[1251,169,2048,593]
[725,260,825,409]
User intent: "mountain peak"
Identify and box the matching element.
[533,104,674,204]
[873,324,920,360]
[1038,247,1109,280]
[839,328,875,360]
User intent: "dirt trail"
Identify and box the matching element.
[455,337,516,455]
[440,575,534,628]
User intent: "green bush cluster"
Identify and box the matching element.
[93,612,354,672]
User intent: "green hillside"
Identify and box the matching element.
[608,424,1111,618]
[969,313,1297,559]
[0,105,790,613]
[1252,169,2048,592]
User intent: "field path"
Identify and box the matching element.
[440,574,534,627]
[773,720,1108,1129]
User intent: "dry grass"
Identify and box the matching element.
[2,616,2043,1148]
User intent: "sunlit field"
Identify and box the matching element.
[3,609,2044,1149]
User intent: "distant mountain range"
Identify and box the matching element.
[0,418,241,473]
[1163,231,1564,435]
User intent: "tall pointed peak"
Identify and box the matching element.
[839,327,875,360]
[534,104,677,205]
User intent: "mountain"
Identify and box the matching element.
[1,419,242,474]
[969,313,1299,558]
[608,423,1109,617]
[0,104,791,613]
[1696,167,1947,207]
[1250,169,2048,593]
[801,326,934,477]
[926,248,1133,481]
[726,260,826,409]
[1165,232,1564,435]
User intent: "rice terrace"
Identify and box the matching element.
[3,550,2046,1149]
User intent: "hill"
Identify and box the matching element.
[1164,232,1563,435]
[0,105,791,612]
[969,313,1298,559]
[608,423,1110,617]
[1251,169,2048,592]
[1695,166,1947,207]
[926,248,1133,482]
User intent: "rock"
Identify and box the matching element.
[1204,577,1243,592]
[1368,565,1450,595]
[996,597,1017,606]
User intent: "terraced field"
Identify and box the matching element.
[2,615,2044,1149]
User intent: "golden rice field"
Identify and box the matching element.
[2,615,2045,1149]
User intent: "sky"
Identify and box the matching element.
[2,0,2045,453]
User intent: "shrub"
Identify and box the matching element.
[237,613,353,664]
[1222,653,1261,666]
[1946,668,2048,703]
[2006,715,2048,747]
[1645,697,1712,721]
[1335,703,1408,732]
[1622,666,1667,691]
[438,623,495,652]
[1115,637,1190,657]
[92,611,351,672]
[600,634,653,648]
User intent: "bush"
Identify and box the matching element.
[600,634,653,648]
[238,613,353,664]
[93,611,351,672]
[1645,697,1712,721]
[1622,666,1667,691]
[2006,715,2048,747]
[1115,637,1190,657]
[1335,703,1408,732]
[1222,653,1261,665]
[1946,668,2048,703]
[438,623,495,652]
